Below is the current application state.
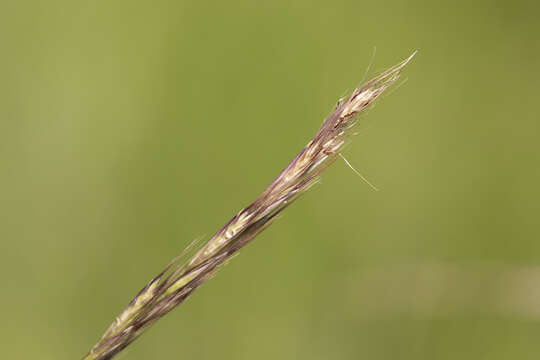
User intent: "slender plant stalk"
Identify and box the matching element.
[82,52,416,360]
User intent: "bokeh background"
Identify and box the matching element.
[2,0,539,359]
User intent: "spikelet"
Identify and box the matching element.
[82,52,416,360]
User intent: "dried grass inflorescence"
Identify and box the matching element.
[82,52,416,360]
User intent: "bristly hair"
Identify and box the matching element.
[82,51,417,360]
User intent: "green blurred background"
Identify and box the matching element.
[1,0,539,359]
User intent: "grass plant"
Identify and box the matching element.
[82,52,416,360]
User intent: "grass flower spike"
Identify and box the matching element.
[82,51,416,360]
